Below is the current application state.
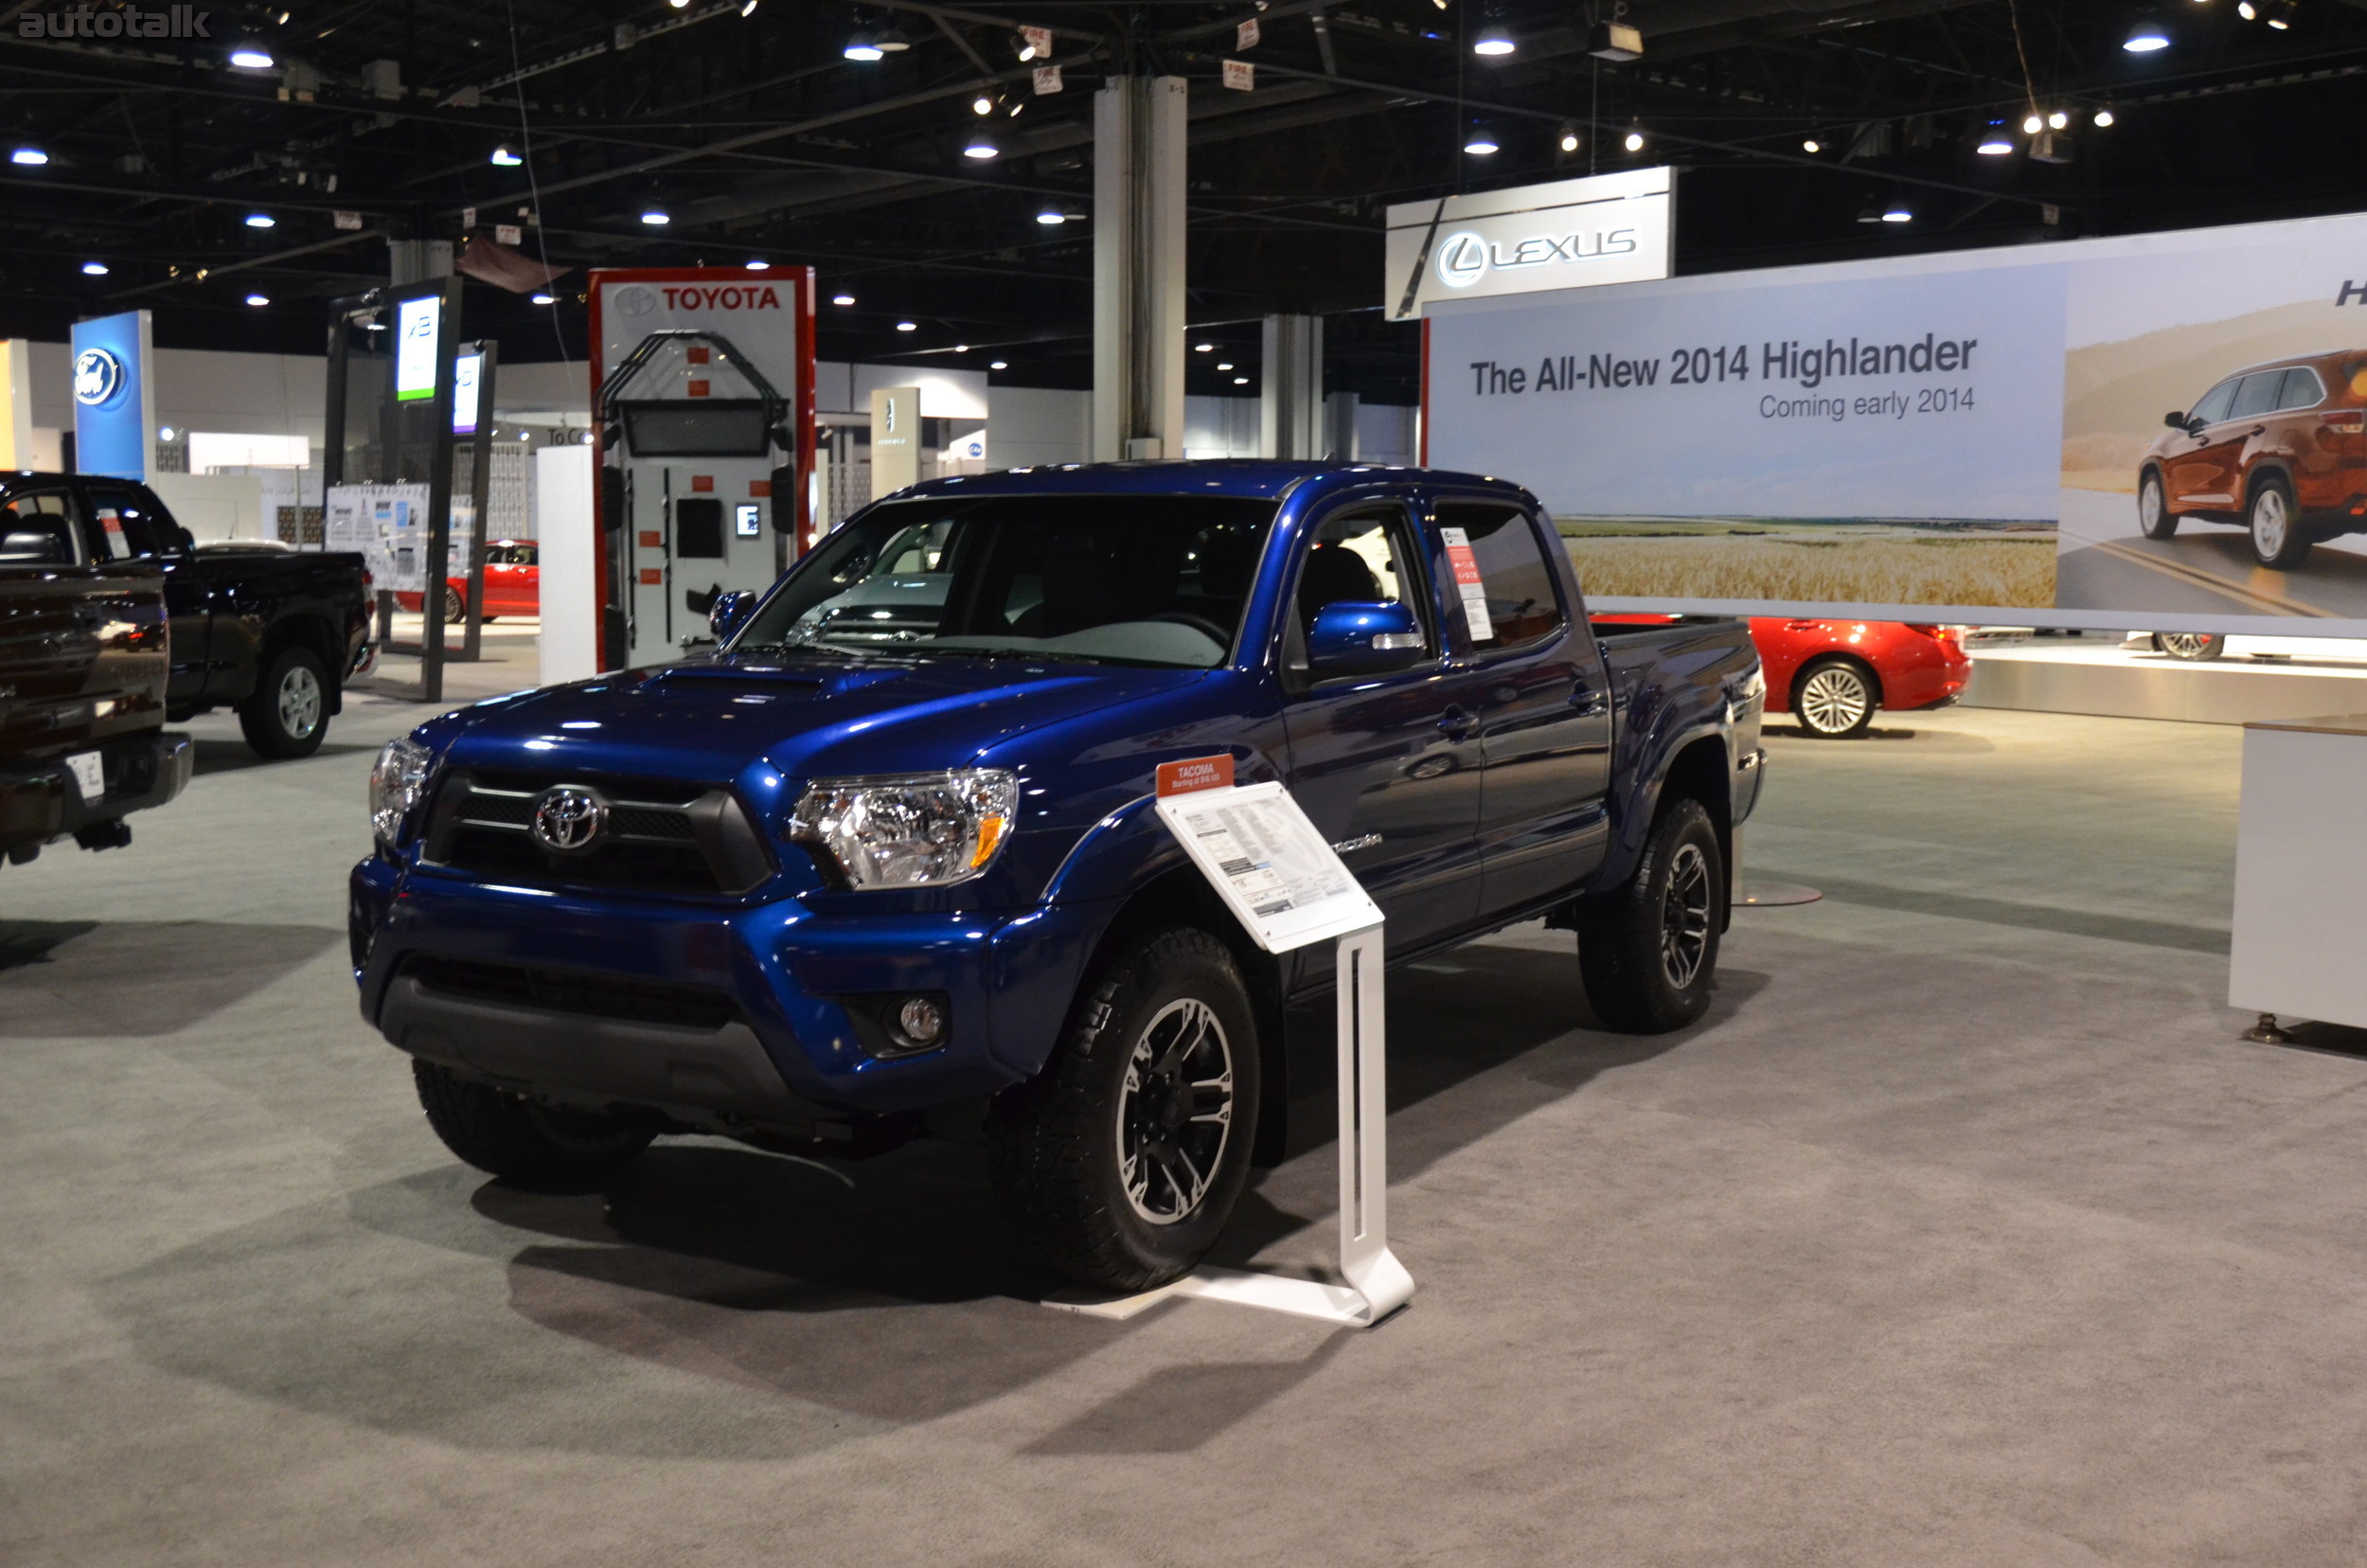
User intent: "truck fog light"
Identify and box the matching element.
[896,995,947,1048]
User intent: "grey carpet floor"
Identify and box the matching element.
[9,699,2363,1566]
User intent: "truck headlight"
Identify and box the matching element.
[369,737,435,847]
[788,769,1019,889]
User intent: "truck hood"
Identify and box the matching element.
[436,652,1208,785]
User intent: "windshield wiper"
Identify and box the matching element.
[923,645,1103,664]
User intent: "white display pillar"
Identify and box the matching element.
[1092,76,1187,462]
[1050,775,1415,1329]
[1260,314,1324,459]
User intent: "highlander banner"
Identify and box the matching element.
[1424,209,2367,633]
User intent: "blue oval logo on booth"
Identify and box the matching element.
[72,347,124,407]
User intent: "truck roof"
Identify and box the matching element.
[889,459,1533,505]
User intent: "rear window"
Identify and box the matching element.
[2230,372,2285,419]
[1433,502,1564,650]
[83,486,174,560]
[2277,366,2327,411]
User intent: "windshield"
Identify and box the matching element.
[732,493,1277,668]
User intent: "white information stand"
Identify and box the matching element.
[1048,778,1415,1329]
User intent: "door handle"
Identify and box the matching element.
[1569,683,1610,717]
[1437,704,1478,740]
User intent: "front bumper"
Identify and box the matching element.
[1,730,193,855]
[349,856,1109,1124]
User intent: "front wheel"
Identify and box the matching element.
[442,584,466,623]
[1580,797,1725,1034]
[1793,657,1877,739]
[2154,633,2227,661]
[2138,471,2177,539]
[2249,475,2310,569]
[987,927,1260,1292]
[413,1061,657,1190]
[237,644,329,759]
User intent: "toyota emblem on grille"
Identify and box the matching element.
[531,787,606,853]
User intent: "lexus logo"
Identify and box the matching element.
[530,787,606,853]
[1433,225,1642,289]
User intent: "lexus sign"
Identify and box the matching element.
[1384,166,1673,320]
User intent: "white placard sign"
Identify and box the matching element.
[1384,166,1673,321]
[1155,780,1380,953]
[325,482,434,593]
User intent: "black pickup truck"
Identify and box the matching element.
[0,474,373,758]
[0,490,191,865]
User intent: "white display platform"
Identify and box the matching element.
[1045,774,1414,1330]
[1967,643,2367,726]
[2228,716,2367,1032]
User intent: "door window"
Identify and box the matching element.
[1293,508,1434,651]
[82,485,174,560]
[2185,380,2240,426]
[2277,366,2327,411]
[1431,502,1565,651]
[2230,372,2285,419]
[0,490,82,563]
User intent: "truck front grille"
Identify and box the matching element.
[422,769,774,897]
[405,953,743,1029]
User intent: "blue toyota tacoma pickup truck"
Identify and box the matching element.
[352,462,1765,1290]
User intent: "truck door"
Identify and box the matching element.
[1431,498,1612,914]
[0,489,95,731]
[81,482,208,709]
[1280,501,1487,976]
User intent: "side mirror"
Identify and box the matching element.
[2163,411,2186,430]
[770,465,797,533]
[708,589,756,645]
[1308,600,1426,681]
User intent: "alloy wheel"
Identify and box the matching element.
[1659,841,1713,990]
[1116,997,1235,1225]
[1798,665,1871,736]
[278,664,323,740]
[2252,488,2290,559]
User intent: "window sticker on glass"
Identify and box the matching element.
[1439,526,1495,643]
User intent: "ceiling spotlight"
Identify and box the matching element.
[954,344,969,352]
[1195,343,1214,352]
[990,360,1008,370]
[1471,22,1515,56]
[10,147,48,166]
[833,293,856,305]
[244,212,276,228]
[531,293,556,305]
[228,45,275,68]
[81,260,108,276]
[1464,130,1500,155]
[2022,112,2044,134]
[245,293,270,306]
[2048,110,2070,130]
[1802,138,1821,153]
[2236,0,2256,15]
[745,258,770,270]
[1234,376,1250,385]
[2093,106,2117,128]
[1217,362,1235,371]
[964,131,999,160]
[159,426,176,441]
[1036,206,1066,224]
[844,31,885,61]
[489,145,523,167]
[895,320,917,331]
[2265,0,2294,27]
[1882,202,1913,223]
[1977,129,2015,154]
[640,207,668,225]
[739,0,757,16]
[2123,9,2171,48]
[1624,127,1646,152]
[670,0,690,8]
[1014,32,1038,61]
[973,93,995,116]
[1559,128,1581,153]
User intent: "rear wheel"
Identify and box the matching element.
[413,1060,656,1190]
[1793,657,1877,739]
[237,644,329,759]
[2138,471,2177,539]
[1580,798,1725,1034]
[2154,633,2227,661]
[2249,474,2310,569]
[987,927,1260,1292]
[442,584,466,623]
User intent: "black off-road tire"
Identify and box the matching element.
[413,1060,657,1190]
[1579,797,1725,1035]
[2137,469,2178,539]
[987,927,1261,1292]
[237,644,330,759]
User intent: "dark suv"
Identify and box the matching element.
[2139,348,2367,568]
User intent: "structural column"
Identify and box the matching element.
[1094,77,1188,462]
[1260,313,1324,459]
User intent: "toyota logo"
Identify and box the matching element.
[612,284,658,317]
[530,787,606,853]
[73,347,124,406]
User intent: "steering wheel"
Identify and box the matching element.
[1148,611,1231,646]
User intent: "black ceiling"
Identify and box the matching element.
[6,0,2367,402]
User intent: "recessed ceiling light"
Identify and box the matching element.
[489,145,522,167]
[990,360,1008,369]
[81,260,108,276]
[228,45,275,68]
[1882,203,1913,223]
[954,344,969,352]
[1471,23,1515,56]
[246,293,271,306]
[833,293,855,305]
[1977,132,2014,154]
[531,293,556,305]
[1036,207,1066,224]
[9,147,46,166]
[963,132,998,160]
[1195,343,1214,352]
[1234,376,1250,385]
[640,208,669,225]
[745,258,770,270]
[244,212,275,228]
[1217,363,1234,371]
[2123,12,2171,50]
[1464,134,1499,155]
[896,320,917,331]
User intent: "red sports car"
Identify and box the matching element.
[396,539,540,622]
[1751,617,1967,738]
